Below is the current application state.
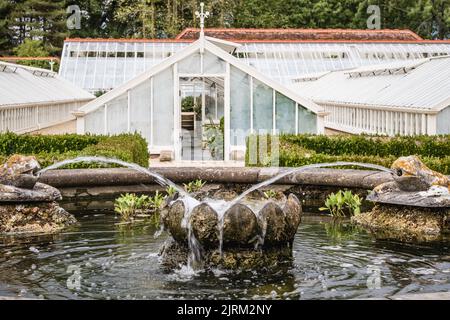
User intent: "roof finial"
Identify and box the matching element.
[195,2,210,39]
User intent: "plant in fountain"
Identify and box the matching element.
[166,186,177,197]
[114,193,151,220]
[184,179,206,193]
[114,192,165,227]
[263,190,278,199]
[320,190,362,217]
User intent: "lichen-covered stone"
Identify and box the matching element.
[258,202,288,244]
[160,239,293,271]
[0,183,61,203]
[0,155,40,189]
[283,194,302,239]
[0,202,77,234]
[190,203,219,247]
[352,204,450,241]
[391,155,450,191]
[223,203,259,247]
[162,200,187,243]
[212,189,238,201]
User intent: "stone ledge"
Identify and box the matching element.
[39,167,393,189]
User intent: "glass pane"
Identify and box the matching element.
[275,92,296,134]
[204,77,224,122]
[130,79,151,146]
[107,94,128,134]
[298,105,317,133]
[85,105,105,134]
[253,78,273,134]
[230,67,251,147]
[178,51,201,73]
[153,67,174,146]
[203,51,226,74]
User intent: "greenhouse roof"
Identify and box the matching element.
[65,28,450,44]
[176,28,425,42]
[292,55,450,111]
[0,61,94,107]
[76,37,325,116]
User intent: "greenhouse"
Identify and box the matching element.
[59,28,450,93]
[292,56,450,135]
[74,36,325,161]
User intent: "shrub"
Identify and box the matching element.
[246,134,450,174]
[0,132,149,169]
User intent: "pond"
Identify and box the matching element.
[0,203,449,300]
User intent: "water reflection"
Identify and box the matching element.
[0,207,449,300]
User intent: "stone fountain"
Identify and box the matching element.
[160,190,302,271]
[0,155,76,234]
[353,156,450,240]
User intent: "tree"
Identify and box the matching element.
[13,38,49,56]
[0,0,13,54]
[354,0,450,39]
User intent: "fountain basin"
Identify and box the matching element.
[160,193,302,270]
[354,156,450,241]
[0,155,77,235]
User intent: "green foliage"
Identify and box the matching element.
[80,133,149,167]
[319,190,362,217]
[114,191,166,227]
[94,90,108,98]
[166,186,177,197]
[184,179,206,193]
[0,132,149,168]
[114,193,152,220]
[13,39,49,57]
[281,134,450,158]
[246,134,450,174]
[2,0,448,57]
[263,190,278,199]
[150,191,165,210]
[204,117,224,160]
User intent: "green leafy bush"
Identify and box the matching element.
[0,132,149,169]
[246,134,450,174]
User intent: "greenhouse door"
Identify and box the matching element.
[179,77,224,161]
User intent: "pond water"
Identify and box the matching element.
[1,205,449,300]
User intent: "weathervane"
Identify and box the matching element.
[195,2,210,38]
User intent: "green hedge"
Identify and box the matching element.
[281,134,450,158]
[246,134,450,174]
[0,132,149,169]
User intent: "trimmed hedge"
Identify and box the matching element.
[0,132,149,169]
[281,134,450,158]
[246,134,450,174]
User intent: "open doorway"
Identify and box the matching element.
[180,77,224,161]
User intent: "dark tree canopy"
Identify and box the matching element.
[0,0,449,56]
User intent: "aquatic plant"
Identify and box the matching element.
[320,190,362,217]
[114,193,151,220]
[184,179,206,193]
[150,191,165,210]
[114,192,165,226]
[263,190,278,199]
[166,185,177,197]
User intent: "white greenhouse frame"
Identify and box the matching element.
[74,37,326,162]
